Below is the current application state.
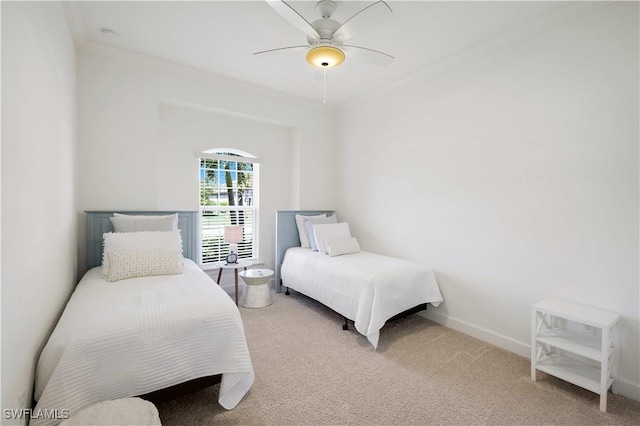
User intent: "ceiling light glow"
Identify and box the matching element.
[306,46,345,68]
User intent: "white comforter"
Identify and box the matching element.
[281,248,443,348]
[33,259,254,426]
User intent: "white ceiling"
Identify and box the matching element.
[65,1,579,105]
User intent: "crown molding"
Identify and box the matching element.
[77,41,335,114]
[340,1,615,111]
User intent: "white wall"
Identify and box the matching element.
[76,45,337,275]
[1,1,77,420]
[158,101,292,283]
[337,3,639,399]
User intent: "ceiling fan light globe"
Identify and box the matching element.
[306,46,345,68]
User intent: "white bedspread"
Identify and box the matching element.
[33,259,254,426]
[281,248,443,348]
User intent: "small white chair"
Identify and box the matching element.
[60,397,161,425]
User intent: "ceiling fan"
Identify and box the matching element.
[254,0,394,69]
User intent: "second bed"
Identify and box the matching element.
[276,210,444,348]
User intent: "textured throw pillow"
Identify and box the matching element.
[326,237,361,257]
[110,213,178,232]
[295,213,326,248]
[102,231,183,276]
[106,250,183,282]
[303,214,338,251]
[313,222,352,255]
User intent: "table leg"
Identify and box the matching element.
[217,267,222,284]
[234,269,239,305]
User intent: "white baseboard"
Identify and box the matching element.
[618,378,640,402]
[418,310,640,402]
[418,310,530,358]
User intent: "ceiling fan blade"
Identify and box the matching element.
[332,1,392,43]
[265,0,320,43]
[342,45,394,66]
[253,45,309,56]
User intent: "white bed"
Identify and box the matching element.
[32,212,254,426]
[276,210,444,348]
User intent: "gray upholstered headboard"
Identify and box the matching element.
[86,211,199,269]
[274,210,334,293]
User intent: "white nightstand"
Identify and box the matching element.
[214,260,252,305]
[531,298,620,412]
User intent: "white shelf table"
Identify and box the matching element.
[531,298,620,412]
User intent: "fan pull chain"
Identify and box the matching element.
[323,68,327,104]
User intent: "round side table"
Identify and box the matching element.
[214,260,252,305]
[239,269,274,308]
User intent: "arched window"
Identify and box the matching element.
[199,148,259,264]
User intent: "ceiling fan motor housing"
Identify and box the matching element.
[309,18,341,44]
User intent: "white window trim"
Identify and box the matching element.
[198,151,259,266]
[197,151,261,164]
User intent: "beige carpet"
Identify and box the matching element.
[157,291,640,425]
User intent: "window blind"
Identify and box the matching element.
[199,155,259,264]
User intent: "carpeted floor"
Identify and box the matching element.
[156,291,640,425]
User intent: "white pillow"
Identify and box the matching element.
[110,213,178,232]
[312,222,352,255]
[326,237,361,257]
[106,250,183,282]
[102,231,183,276]
[303,214,338,251]
[113,213,177,221]
[295,213,326,248]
